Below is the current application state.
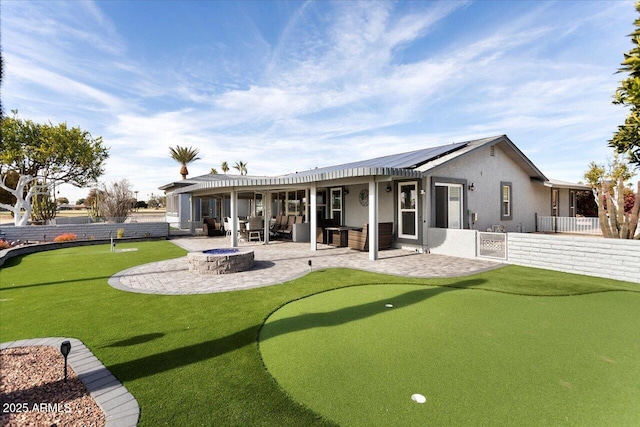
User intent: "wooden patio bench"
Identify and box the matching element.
[347,222,393,251]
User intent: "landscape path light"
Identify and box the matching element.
[60,340,71,382]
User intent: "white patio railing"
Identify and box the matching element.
[537,216,601,235]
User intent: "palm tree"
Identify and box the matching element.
[233,161,248,176]
[221,161,229,174]
[210,168,218,174]
[169,146,200,180]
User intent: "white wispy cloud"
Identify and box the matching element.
[2,0,636,202]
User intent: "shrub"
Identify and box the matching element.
[53,233,77,242]
[116,228,125,238]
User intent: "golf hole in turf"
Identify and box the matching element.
[411,394,426,404]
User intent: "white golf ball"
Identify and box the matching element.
[411,393,426,404]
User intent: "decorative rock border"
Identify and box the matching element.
[1,338,139,427]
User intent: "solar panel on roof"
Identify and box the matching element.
[286,140,471,177]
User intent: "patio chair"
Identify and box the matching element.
[223,217,231,236]
[273,215,289,236]
[246,217,264,242]
[280,215,297,239]
[237,217,247,241]
[271,215,283,233]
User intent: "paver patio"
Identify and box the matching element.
[109,237,501,294]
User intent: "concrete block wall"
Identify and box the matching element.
[427,228,478,259]
[507,233,640,283]
[0,222,169,242]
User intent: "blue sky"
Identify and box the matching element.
[2,0,636,203]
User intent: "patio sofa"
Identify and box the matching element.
[347,222,393,251]
[203,217,225,237]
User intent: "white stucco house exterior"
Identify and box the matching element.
[159,135,590,260]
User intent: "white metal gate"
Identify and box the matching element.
[477,232,507,260]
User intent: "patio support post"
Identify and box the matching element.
[230,188,238,247]
[310,183,317,251]
[189,195,196,235]
[264,191,270,245]
[305,188,310,222]
[368,177,378,261]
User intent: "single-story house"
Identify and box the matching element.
[159,135,590,260]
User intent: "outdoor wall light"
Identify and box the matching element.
[344,187,349,195]
[386,184,392,193]
[468,183,475,191]
[60,340,71,382]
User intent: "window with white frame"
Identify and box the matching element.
[551,189,559,217]
[500,182,512,220]
[434,183,463,229]
[569,190,576,217]
[166,194,178,216]
[330,188,342,224]
[398,181,418,238]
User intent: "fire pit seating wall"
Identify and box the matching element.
[187,248,254,274]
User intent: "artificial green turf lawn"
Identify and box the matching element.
[259,285,640,426]
[1,241,638,426]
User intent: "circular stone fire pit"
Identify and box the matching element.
[187,248,254,275]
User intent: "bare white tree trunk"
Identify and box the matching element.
[0,174,50,226]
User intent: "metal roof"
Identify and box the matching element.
[173,167,423,194]
[283,141,469,178]
[162,135,564,194]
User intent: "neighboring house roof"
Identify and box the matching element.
[158,174,264,191]
[544,179,591,190]
[161,135,553,194]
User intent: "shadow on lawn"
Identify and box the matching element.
[0,276,113,291]
[103,278,486,384]
[103,333,166,348]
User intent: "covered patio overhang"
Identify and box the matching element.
[172,167,422,260]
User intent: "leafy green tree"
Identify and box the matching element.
[611,2,640,167]
[210,168,218,174]
[56,197,69,205]
[134,200,148,210]
[0,170,20,210]
[221,161,229,174]
[76,198,86,205]
[147,194,165,209]
[233,161,248,176]
[576,191,597,217]
[169,146,200,179]
[0,111,108,225]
